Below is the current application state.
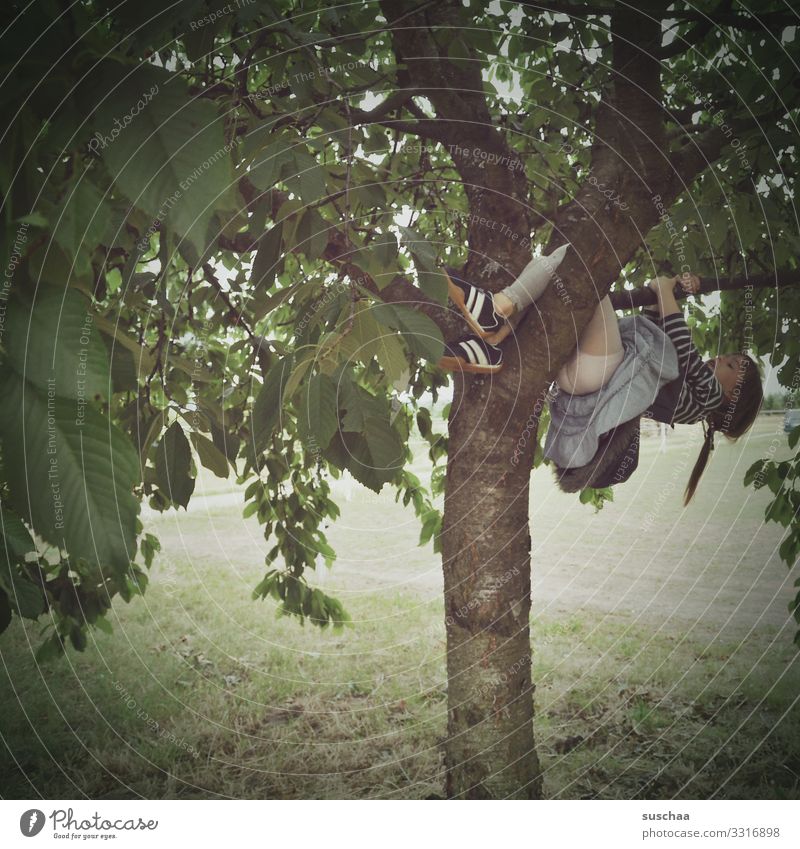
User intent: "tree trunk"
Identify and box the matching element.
[440,374,544,799]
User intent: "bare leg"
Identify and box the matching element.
[486,294,621,351]
[569,296,622,356]
[556,296,624,395]
[492,291,515,318]
[485,321,513,346]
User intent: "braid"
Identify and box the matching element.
[704,419,717,450]
[684,416,718,506]
[684,354,764,505]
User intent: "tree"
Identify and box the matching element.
[1,0,798,798]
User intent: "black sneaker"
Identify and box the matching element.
[443,266,504,338]
[438,333,503,374]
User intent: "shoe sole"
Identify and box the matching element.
[444,268,496,339]
[438,354,503,374]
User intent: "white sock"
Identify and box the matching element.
[500,244,569,311]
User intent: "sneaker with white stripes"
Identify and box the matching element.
[438,333,504,374]
[443,266,504,338]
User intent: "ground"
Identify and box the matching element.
[1,414,798,799]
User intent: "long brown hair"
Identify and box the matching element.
[683,355,763,505]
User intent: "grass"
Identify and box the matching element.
[1,415,798,799]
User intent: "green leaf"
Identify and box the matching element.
[340,379,390,432]
[190,431,229,478]
[182,16,219,63]
[295,208,329,260]
[34,633,64,664]
[70,625,87,651]
[4,288,110,400]
[282,357,314,400]
[398,226,437,268]
[789,424,800,450]
[765,493,793,527]
[250,222,283,292]
[744,458,767,487]
[0,508,36,560]
[779,532,800,567]
[52,174,108,274]
[246,133,294,191]
[0,371,140,574]
[343,416,404,492]
[89,63,234,253]
[371,303,444,361]
[285,149,328,204]
[103,333,139,393]
[139,532,161,569]
[138,410,166,465]
[322,428,350,471]
[93,615,114,635]
[249,282,298,325]
[397,225,447,303]
[297,372,338,451]
[419,508,441,547]
[17,212,48,227]
[274,198,304,250]
[349,181,386,213]
[351,234,400,289]
[210,422,241,464]
[0,562,44,620]
[251,354,295,451]
[370,331,408,382]
[155,422,195,508]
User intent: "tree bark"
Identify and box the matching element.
[441,390,544,798]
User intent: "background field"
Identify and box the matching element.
[1,414,798,800]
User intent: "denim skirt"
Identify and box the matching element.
[543,315,679,469]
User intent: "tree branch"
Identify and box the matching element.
[610,269,800,310]
[227,178,465,340]
[357,89,416,121]
[319,226,464,339]
[656,16,720,60]
[202,262,256,340]
[379,0,534,271]
[347,103,450,142]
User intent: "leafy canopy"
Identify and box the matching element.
[1,0,798,654]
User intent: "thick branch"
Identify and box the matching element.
[670,125,732,184]
[506,4,672,395]
[356,88,415,121]
[379,0,533,271]
[610,269,800,310]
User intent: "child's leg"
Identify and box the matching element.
[496,244,569,314]
[485,292,622,350]
[567,296,622,357]
[555,296,624,395]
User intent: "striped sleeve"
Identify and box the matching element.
[640,303,663,325]
[660,313,725,412]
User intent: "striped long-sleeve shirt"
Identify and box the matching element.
[642,305,726,425]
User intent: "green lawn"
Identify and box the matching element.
[1,414,798,799]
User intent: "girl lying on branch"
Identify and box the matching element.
[437,249,763,504]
